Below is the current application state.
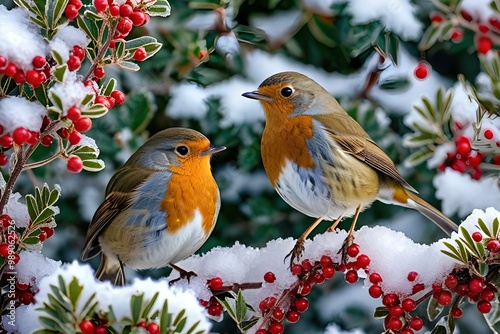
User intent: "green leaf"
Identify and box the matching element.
[146,0,171,17]
[441,250,464,263]
[159,299,172,333]
[217,296,236,320]
[33,207,56,224]
[431,324,448,334]
[493,217,499,237]
[185,320,201,334]
[173,309,187,332]
[77,15,99,43]
[427,296,445,321]
[484,292,500,332]
[48,90,64,114]
[385,31,399,65]
[26,195,38,221]
[114,40,126,60]
[460,226,481,256]
[447,314,455,334]
[419,23,442,50]
[52,64,68,83]
[82,159,105,172]
[235,289,247,322]
[404,146,434,167]
[141,292,159,319]
[68,277,83,308]
[47,0,69,29]
[130,294,144,324]
[378,76,410,91]
[82,103,109,118]
[422,96,437,122]
[373,306,389,318]
[404,131,439,147]
[117,61,141,71]
[81,93,95,106]
[71,145,99,159]
[124,92,156,134]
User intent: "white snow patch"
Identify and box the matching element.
[4,192,30,228]
[0,96,46,133]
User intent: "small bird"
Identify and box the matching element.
[80,128,225,285]
[242,72,458,264]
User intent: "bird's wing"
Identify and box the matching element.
[315,114,416,193]
[80,168,155,260]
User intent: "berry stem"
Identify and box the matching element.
[83,20,118,82]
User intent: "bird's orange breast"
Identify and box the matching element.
[160,159,218,235]
[261,115,316,187]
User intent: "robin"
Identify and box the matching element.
[242,71,458,264]
[80,128,225,285]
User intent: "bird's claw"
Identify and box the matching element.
[168,269,197,286]
[285,238,305,268]
[338,234,355,265]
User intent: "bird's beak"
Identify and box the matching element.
[200,145,226,156]
[242,91,271,101]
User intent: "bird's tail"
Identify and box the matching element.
[405,191,458,236]
[95,253,125,286]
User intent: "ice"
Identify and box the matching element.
[434,169,500,217]
[0,5,47,71]
[0,96,46,133]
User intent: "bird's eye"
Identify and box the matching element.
[280,87,293,97]
[175,145,189,156]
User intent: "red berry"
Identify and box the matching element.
[120,4,133,16]
[109,4,120,16]
[67,156,83,173]
[480,289,495,302]
[0,135,13,148]
[0,56,6,70]
[456,283,469,296]
[207,304,223,316]
[72,45,85,60]
[133,47,147,61]
[209,277,223,290]
[451,307,463,318]
[0,244,9,257]
[268,322,284,334]
[38,230,48,242]
[272,308,284,321]
[93,66,105,80]
[74,117,92,133]
[461,10,473,21]
[95,95,111,109]
[450,28,463,42]
[407,271,418,282]
[356,254,370,269]
[68,130,82,145]
[117,17,133,35]
[4,63,17,77]
[146,323,159,334]
[369,285,382,298]
[471,231,483,242]
[13,128,31,145]
[430,13,443,23]
[0,214,12,227]
[67,106,82,122]
[255,330,267,334]
[347,243,360,257]
[479,24,489,33]
[345,269,358,284]
[487,239,500,253]
[67,55,81,71]
[400,329,414,334]
[320,255,332,267]
[259,296,277,312]
[414,61,429,80]
[41,135,53,147]
[369,272,382,284]
[467,151,482,167]
[469,277,485,294]
[286,310,300,323]
[477,300,492,314]
[386,317,402,331]
[16,281,30,290]
[484,128,494,140]
[402,298,416,312]
[445,275,458,290]
[294,297,309,313]
[322,265,335,279]
[451,159,467,173]
[0,154,7,167]
[94,325,107,334]
[409,317,424,331]
[456,135,471,154]
[382,293,399,307]
[69,0,83,10]
[130,11,147,26]
[389,305,404,318]
[111,90,125,106]
[94,0,108,12]
[298,281,312,296]
[478,36,493,54]
[65,4,79,19]
[41,227,55,239]
[264,271,276,283]
[79,320,95,334]
[437,290,452,306]
[13,70,26,84]
[301,259,313,271]
[291,264,302,275]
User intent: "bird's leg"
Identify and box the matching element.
[168,263,197,285]
[285,217,324,268]
[339,206,361,264]
[327,215,344,233]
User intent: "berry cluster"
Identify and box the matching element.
[0,214,20,265]
[0,54,48,88]
[201,277,225,317]
[136,320,160,334]
[432,269,496,316]
[438,135,484,179]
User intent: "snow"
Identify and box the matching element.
[53,25,90,49]
[48,71,94,114]
[301,0,339,17]
[4,192,30,228]
[250,10,302,43]
[12,261,211,333]
[15,251,61,288]
[452,207,500,239]
[345,0,422,41]
[322,323,366,334]
[461,0,500,22]
[434,168,500,217]
[215,34,240,58]
[0,96,46,133]
[0,5,47,71]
